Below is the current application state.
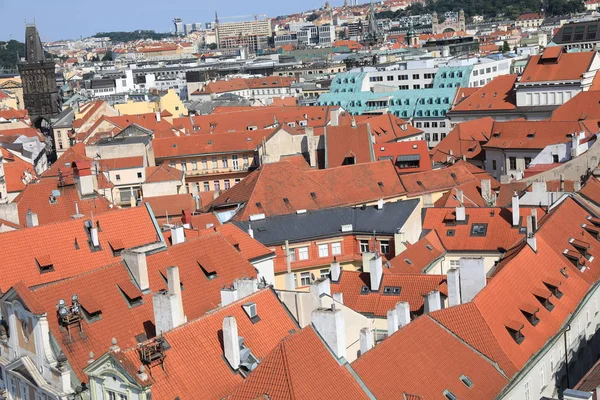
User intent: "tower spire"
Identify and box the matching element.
[215,11,219,24]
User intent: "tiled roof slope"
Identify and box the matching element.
[551,90,600,121]
[352,316,509,399]
[388,230,446,274]
[0,205,161,292]
[145,164,183,183]
[331,271,447,315]
[341,113,423,143]
[228,327,370,400]
[579,176,600,207]
[13,176,111,226]
[484,120,593,150]
[144,194,196,219]
[375,140,432,174]
[118,289,298,400]
[430,117,494,163]
[1,147,36,193]
[324,124,374,168]
[43,143,91,177]
[449,75,517,112]
[400,164,477,195]
[519,48,596,83]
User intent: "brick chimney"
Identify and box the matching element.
[223,316,241,369]
[311,304,346,359]
[459,258,486,303]
[122,250,149,292]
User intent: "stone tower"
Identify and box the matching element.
[18,25,60,126]
[432,11,439,34]
[459,9,466,31]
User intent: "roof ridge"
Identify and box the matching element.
[280,336,297,400]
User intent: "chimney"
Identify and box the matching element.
[455,206,466,222]
[247,224,254,238]
[387,309,398,336]
[571,133,581,158]
[181,210,192,228]
[122,250,150,292]
[394,230,407,256]
[284,273,296,290]
[284,240,295,290]
[459,258,486,303]
[377,198,384,210]
[223,316,241,369]
[369,254,383,291]
[424,290,441,313]
[194,195,201,211]
[455,190,464,205]
[167,266,185,323]
[512,192,520,227]
[305,127,317,168]
[560,174,565,192]
[531,208,538,232]
[359,327,373,355]
[527,215,537,252]
[362,252,375,273]
[152,289,184,334]
[171,226,185,245]
[333,292,344,304]
[311,304,346,359]
[481,179,493,205]
[25,210,39,227]
[447,268,461,306]
[396,301,410,328]
[155,111,161,122]
[221,285,239,306]
[73,162,95,197]
[234,277,258,299]
[329,107,340,126]
[310,277,331,310]
[574,180,582,191]
[330,258,341,282]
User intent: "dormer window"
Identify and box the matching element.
[582,223,600,240]
[520,304,540,326]
[570,238,592,260]
[564,249,586,270]
[505,321,525,344]
[36,255,54,274]
[543,280,563,299]
[534,288,555,312]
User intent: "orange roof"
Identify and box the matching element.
[44,143,91,177]
[388,230,445,273]
[450,75,517,112]
[0,127,41,139]
[144,194,196,218]
[0,109,29,120]
[270,96,297,107]
[484,120,592,150]
[99,156,144,171]
[185,211,221,229]
[375,140,432,174]
[430,117,494,164]
[333,39,363,50]
[352,316,509,399]
[433,180,488,208]
[197,77,296,95]
[144,164,183,183]
[551,90,600,121]
[13,176,111,226]
[324,124,374,168]
[202,223,274,262]
[399,164,477,195]
[229,327,370,399]
[117,289,298,400]
[517,12,544,20]
[339,113,423,143]
[580,176,600,206]
[0,205,161,292]
[520,48,596,83]
[1,148,36,193]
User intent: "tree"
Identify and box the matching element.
[502,40,510,53]
[208,43,218,50]
[102,51,112,61]
[306,13,319,22]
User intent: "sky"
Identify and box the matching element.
[0,0,326,42]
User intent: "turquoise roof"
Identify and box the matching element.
[329,71,368,94]
[433,65,473,89]
[317,86,458,119]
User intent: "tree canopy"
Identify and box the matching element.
[93,30,172,43]
[0,40,25,70]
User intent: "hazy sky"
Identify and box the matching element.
[0,0,327,41]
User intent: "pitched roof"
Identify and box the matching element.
[197,76,296,94]
[1,147,36,193]
[43,143,92,177]
[375,140,432,174]
[324,124,374,168]
[580,176,600,207]
[117,289,299,400]
[145,164,183,183]
[99,156,144,171]
[144,194,197,219]
[551,90,600,121]
[430,117,494,163]
[338,113,423,143]
[388,230,446,274]
[449,75,517,113]
[399,164,477,196]
[519,48,597,83]
[483,120,591,150]
[434,180,489,208]
[0,205,161,292]
[352,316,509,399]
[228,327,370,400]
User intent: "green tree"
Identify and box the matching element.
[306,13,319,22]
[208,43,218,50]
[102,51,113,61]
[502,40,510,52]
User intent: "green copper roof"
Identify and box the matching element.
[433,65,473,89]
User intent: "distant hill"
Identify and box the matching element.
[0,40,25,70]
[93,30,173,43]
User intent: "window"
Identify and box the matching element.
[509,157,517,170]
[212,157,218,169]
[540,365,545,388]
[471,223,488,237]
[525,157,531,168]
[224,179,231,190]
[243,155,249,168]
[300,272,311,286]
[202,158,208,169]
[432,122,438,128]
[398,85,409,90]
[235,178,241,184]
[180,162,187,171]
[213,181,220,191]
[552,154,559,163]
[232,155,239,170]
[222,157,228,168]
[203,182,210,191]
[331,242,342,255]
[360,240,370,253]
[413,84,420,89]
[524,381,531,400]
[320,268,330,278]
[288,249,296,262]
[192,161,198,170]
[412,74,420,79]
[298,246,309,260]
[399,74,408,80]
[433,133,439,142]
[195,182,200,193]
[416,122,422,128]
[318,244,329,257]
[380,240,390,254]
[440,121,446,128]
[137,172,142,178]
[115,174,121,181]
[492,160,497,170]
[387,75,394,81]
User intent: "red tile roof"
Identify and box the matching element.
[580,176,600,206]
[99,156,144,171]
[338,113,423,143]
[196,77,296,95]
[388,230,446,274]
[144,194,197,219]
[0,109,29,121]
[352,316,509,399]
[375,140,432,174]
[228,327,370,400]
[324,124,374,168]
[399,164,477,195]
[43,143,92,177]
[331,271,447,316]
[144,164,183,183]
[517,12,544,20]
[434,180,488,208]
[0,205,161,292]
[520,48,597,83]
[484,120,591,150]
[551,90,600,121]
[1,147,36,193]
[430,117,494,164]
[450,75,517,112]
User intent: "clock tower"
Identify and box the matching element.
[18,25,60,126]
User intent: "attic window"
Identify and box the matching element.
[505,321,525,344]
[527,132,536,138]
[534,290,555,312]
[109,239,125,257]
[460,375,474,389]
[383,286,401,295]
[443,390,458,400]
[470,223,488,237]
[425,244,433,251]
[283,198,290,205]
[198,262,217,280]
[492,132,500,137]
[404,259,413,265]
[446,229,456,237]
[543,280,563,299]
[416,180,425,188]
[255,202,263,209]
[74,238,80,250]
[242,302,260,324]
[36,256,54,274]
[310,192,317,199]
[570,238,592,259]
[360,285,370,294]
[377,181,384,188]
[560,268,569,278]
[520,304,540,326]
[118,284,144,308]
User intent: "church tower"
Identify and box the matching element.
[18,25,60,126]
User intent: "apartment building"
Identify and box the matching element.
[216,19,272,52]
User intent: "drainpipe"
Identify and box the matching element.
[563,324,571,388]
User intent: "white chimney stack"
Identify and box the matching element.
[527,215,537,252]
[247,224,254,238]
[455,206,466,222]
[456,190,464,204]
[424,290,441,313]
[25,210,39,227]
[171,226,185,245]
[394,230,407,256]
[221,286,239,306]
[223,316,241,369]
[152,289,184,334]
[395,301,411,328]
[369,254,383,291]
[447,268,461,306]
[311,304,346,359]
[155,111,161,122]
[359,327,373,355]
[122,250,150,292]
[234,277,258,299]
[167,266,185,323]
[387,309,399,336]
[333,292,344,304]
[459,258,486,303]
[330,258,342,282]
[531,208,538,232]
[481,179,493,205]
[377,198,384,210]
[512,192,520,227]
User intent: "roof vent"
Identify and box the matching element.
[249,213,265,221]
[296,209,307,214]
[242,302,259,322]
[341,224,353,232]
[412,144,417,149]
